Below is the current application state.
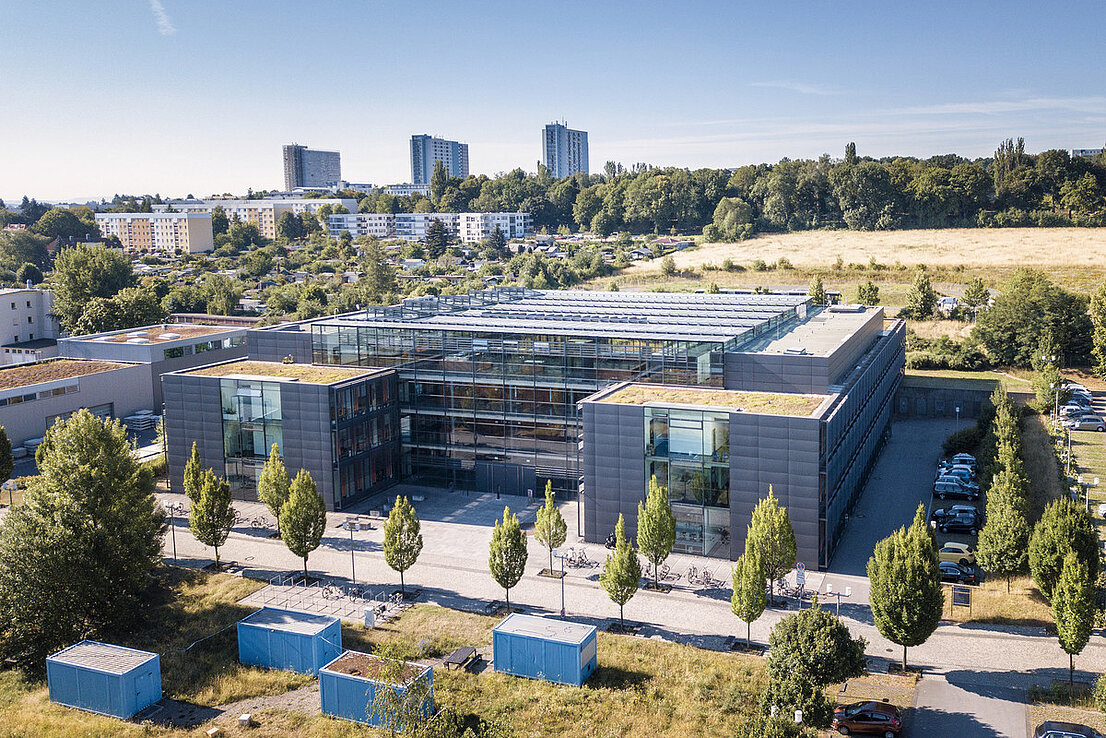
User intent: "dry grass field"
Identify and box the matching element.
[612,228,1106,296]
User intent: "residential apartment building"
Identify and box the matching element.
[203,287,906,567]
[0,288,60,365]
[543,122,589,178]
[94,212,214,254]
[410,135,469,185]
[1072,148,1104,158]
[153,198,357,240]
[326,212,531,243]
[384,184,431,197]
[283,144,342,190]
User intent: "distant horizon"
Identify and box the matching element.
[2,1,1104,201]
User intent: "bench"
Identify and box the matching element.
[442,646,477,671]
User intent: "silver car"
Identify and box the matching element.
[1063,415,1106,431]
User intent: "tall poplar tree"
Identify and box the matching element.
[636,475,676,589]
[1053,551,1095,687]
[976,490,1030,591]
[1029,496,1099,600]
[488,506,527,611]
[533,480,567,574]
[867,504,943,671]
[383,495,423,596]
[1090,280,1106,377]
[183,441,203,502]
[731,542,766,648]
[600,513,642,632]
[746,486,797,601]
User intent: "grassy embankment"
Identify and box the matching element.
[0,566,917,738]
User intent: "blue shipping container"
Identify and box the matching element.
[46,641,162,719]
[492,613,597,686]
[319,650,434,727]
[237,607,342,675]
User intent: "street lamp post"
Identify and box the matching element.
[345,519,358,584]
[164,500,177,564]
[553,549,566,617]
[824,583,851,617]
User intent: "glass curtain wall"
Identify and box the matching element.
[221,379,283,495]
[312,322,724,495]
[645,407,731,557]
[333,377,400,503]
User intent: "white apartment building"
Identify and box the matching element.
[0,288,60,365]
[94,212,214,254]
[410,135,470,184]
[384,183,431,197]
[153,198,357,240]
[327,212,531,243]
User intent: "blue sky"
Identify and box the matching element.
[2,1,1105,201]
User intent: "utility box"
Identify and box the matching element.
[319,650,434,727]
[237,607,342,676]
[492,613,597,686]
[46,641,162,719]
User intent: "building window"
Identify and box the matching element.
[220,379,282,493]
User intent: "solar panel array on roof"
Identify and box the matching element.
[318,288,810,344]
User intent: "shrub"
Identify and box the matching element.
[775,257,794,270]
[1095,673,1106,714]
[752,259,768,272]
[943,427,983,456]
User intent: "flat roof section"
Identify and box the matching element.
[69,324,238,345]
[183,360,383,385]
[593,383,830,416]
[0,359,130,390]
[747,305,882,357]
[48,641,157,674]
[494,613,596,645]
[239,607,338,635]
[321,651,427,684]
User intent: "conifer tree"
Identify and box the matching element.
[731,542,766,648]
[600,513,642,632]
[746,486,797,601]
[279,469,327,579]
[257,443,290,534]
[383,495,423,596]
[867,504,943,671]
[901,269,936,319]
[489,506,527,611]
[636,475,676,589]
[857,280,880,306]
[190,469,235,567]
[1053,551,1095,687]
[533,480,567,574]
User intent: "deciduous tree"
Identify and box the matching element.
[731,543,766,648]
[52,244,136,330]
[533,480,567,574]
[746,486,797,601]
[1029,496,1099,600]
[867,504,943,670]
[857,280,880,306]
[975,490,1030,591]
[1053,551,1095,686]
[279,469,327,579]
[383,496,423,596]
[190,469,235,567]
[257,443,289,534]
[183,441,203,502]
[636,475,675,589]
[600,513,642,631]
[489,506,527,611]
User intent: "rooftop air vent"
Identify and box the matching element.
[784,346,808,355]
[125,337,150,344]
[827,304,867,313]
[157,333,181,340]
[126,330,146,337]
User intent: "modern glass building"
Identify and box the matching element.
[163,361,400,509]
[254,288,814,497]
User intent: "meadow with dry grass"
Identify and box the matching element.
[604,227,1106,299]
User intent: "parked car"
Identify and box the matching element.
[933,505,981,525]
[1061,404,1090,418]
[1034,721,1105,738]
[935,466,977,484]
[938,511,981,535]
[831,700,902,736]
[940,454,978,473]
[939,561,978,584]
[934,477,980,500]
[1062,415,1106,431]
[939,541,976,566]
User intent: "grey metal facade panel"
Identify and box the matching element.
[249,329,313,364]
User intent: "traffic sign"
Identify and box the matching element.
[796,562,805,572]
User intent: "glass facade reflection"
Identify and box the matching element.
[221,379,283,493]
[645,407,731,557]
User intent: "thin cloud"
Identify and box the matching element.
[748,81,838,96]
[149,0,176,36]
[891,96,1106,116]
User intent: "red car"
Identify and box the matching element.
[832,700,902,736]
